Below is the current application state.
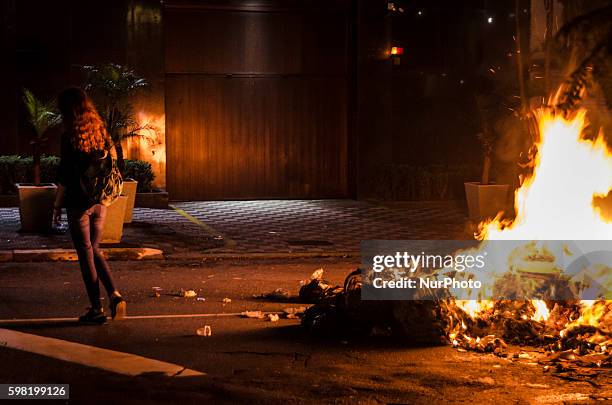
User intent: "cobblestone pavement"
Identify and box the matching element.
[0,208,222,252]
[174,200,472,252]
[0,200,472,253]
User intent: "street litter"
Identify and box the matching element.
[196,297,206,302]
[222,298,232,304]
[151,287,163,297]
[477,377,495,385]
[196,325,212,336]
[299,268,611,387]
[299,269,342,303]
[242,311,264,319]
[254,288,291,300]
[182,289,198,298]
[268,314,280,322]
[525,383,550,389]
[283,307,307,319]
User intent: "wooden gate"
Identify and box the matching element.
[164,1,350,200]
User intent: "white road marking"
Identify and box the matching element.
[0,311,286,325]
[0,328,204,378]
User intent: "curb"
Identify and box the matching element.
[0,248,164,263]
[0,249,359,263]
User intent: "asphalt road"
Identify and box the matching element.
[0,258,607,404]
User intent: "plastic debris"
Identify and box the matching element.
[182,289,198,298]
[299,269,342,304]
[254,288,291,300]
[268,314,280,322]
[242,311,264,319]
[222,298,232,304]
[477,377,495,385]
[151,287,162,297]
[196,325,212,336]
[310,268,324,281]
[283,307,307,319]
[196,297,206,302]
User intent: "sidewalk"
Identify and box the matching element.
[0,200,472,258]
[0,207,223,255]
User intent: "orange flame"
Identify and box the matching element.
[454,106,612,326]
[480,110,612,241]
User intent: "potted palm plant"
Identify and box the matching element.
[17,89,61,232]
[464,95,510,223]
[83,63,156,225]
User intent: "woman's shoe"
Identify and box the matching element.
[110,296,127,320]
[79,308,106,324]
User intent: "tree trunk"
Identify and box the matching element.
[481,155,491,185]
[515,0,528,114]
[544,0,554,95]
[32,143,41,186]
[115,143,126,175]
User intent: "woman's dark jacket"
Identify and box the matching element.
[57,132,106,210]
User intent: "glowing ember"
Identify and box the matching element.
[531,299,550,322]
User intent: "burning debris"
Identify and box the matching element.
[301,271,611,386]
[302,107,611,387]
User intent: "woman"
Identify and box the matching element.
[53,87,126,324]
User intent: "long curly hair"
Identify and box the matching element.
[58,87,110,153]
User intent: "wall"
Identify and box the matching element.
[0,0,166,188]
[355,0,523,199]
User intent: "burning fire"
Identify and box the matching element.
[448,106,612,359]
[480,110,612,241]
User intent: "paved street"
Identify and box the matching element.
[1,200,471,254]
[0,258,604,404]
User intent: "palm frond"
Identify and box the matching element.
[22,88,60,138]
[555,42,607,113]
[556,3,612,43]
[82,63,148,103]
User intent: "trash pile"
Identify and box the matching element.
[300,269,611,386]
[447,299,611,385]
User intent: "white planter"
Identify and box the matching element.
[16,183,58,232]
[102,196,128,243]
[121,178,138,223]
[464,182,510,223]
